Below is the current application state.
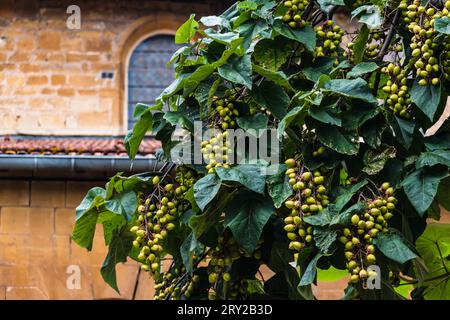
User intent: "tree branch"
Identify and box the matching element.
[375,10,400,60]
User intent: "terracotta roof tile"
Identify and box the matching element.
[0,136,161,157]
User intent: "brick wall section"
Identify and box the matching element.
[0,0,229,135]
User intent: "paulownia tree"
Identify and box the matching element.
[73,0,450,300]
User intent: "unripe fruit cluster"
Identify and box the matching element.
[340,182,396,285]
[314,20,344,59]
[381,63,412,119]
[312,145,327,158]
[211,90,239,131]
[283,158,329,254]
[154,267,200,300]
[201,130,232,174]
[131,168,196,275]
[400,0,444,86]
[207,234,262,300]
[281,0,309,29]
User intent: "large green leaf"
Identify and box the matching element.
[163,111,194,132]
[225,191,275,252]
[124,110,153,160]
[104,190,137,222]
[416,150,450,169]
[402,167,449,216]
[392,116,415,149]
[72,187,106,250]
[410,80,441,121]
[309,103,341,126]
[266,166,293,208]
[175,14,199,44]
[180,232,204,274]
[218,54,253,89]
[416,223,450,300]
[434,17,450,35]
[352,25,369,64]
[315,122,360,155]
[317,0,345,12]
[277,105,307,139]
[273,19,316,52]
[303,57,336,82]
[193,174,222,211]
[237,113,268,133]
[351,5,383,29]
[252,64,294,91]
[347,62,379,79]
[204,29,240,45]
[425,132,450,151]
[216,165,267,194]
[299,253,323,286]
[253,37,293,71]
[363,145,396,175]
[100,226,134,293]
[374,231,418,264]
[251,80,290,119]
[323,78,377,104]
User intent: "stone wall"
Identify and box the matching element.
[0,0,229,136]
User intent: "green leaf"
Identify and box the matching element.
[363,145,396,175]
[374,231,418,264]
[253,37,293,71]
[267,167,293,208]
[410,80,441,121]
[204,29,240,45]
[416,223,450,300]
[238,0,258,11]
[434,17,450,34]
[314,228,338,254]
[309,103,341,126]
[392,116,415,149]
[216,165,267,194]
[218,54,252,89]
[193,174,222,211]
[237,113,268,132]
[315,122,360,155]
[104,190,137,222]
[316,0,345,12]
[100,226,134,293]
[352,25,369,64]
[180,232,204,274]
[277,105,307,139]
[303,57,336,82]
[200,16,230,28]
[347,62,379,78]
[299,253,323,286]
[251,80,290,119]
[72,187,106,250]
[252,64,294,91]
[323,78,377,104]
[416,150,450,169]
[175,14,199,44]
[425,132,450,151]
[163,111,193,132]
[225,192,275,252]
[351,5,383,29]
[273,19,316,52]
[124,110,153,160]
[402,167,449,216]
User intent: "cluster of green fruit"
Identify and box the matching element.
[283,158,329,256]
[207,234,262,300]
[211,90,239,130]
[130,168,196,274]
[381,63,412,119]
[154,267,200,300]
[201,130,232,174]
[444,40,450,81]
[400,0,445,86]
[340,182,396,285]
[312,145,327,158]
[314,20,344,59]
[281,0,309,29]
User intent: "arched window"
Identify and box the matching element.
[127,35,180,129]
